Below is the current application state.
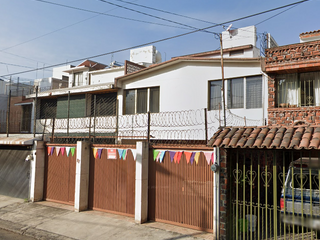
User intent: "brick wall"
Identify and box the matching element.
[265,40,320,73]
[125,60,146,75]
[268,107,320,125]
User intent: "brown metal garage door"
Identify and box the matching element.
[148,148,214,232]
[88,147,135,216]
[44,145,76,205]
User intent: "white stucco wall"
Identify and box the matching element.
[118,60,268,124]
[90,67,124,85]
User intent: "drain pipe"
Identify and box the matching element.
[212,147,220,239]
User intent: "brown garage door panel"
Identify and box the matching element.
[44,146,76,204]
[148,149,213,232]
[89,148,135,216]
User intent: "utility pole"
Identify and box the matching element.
[219,33,226,127]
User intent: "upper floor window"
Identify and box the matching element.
[209,75,262,110]
[73,72,83,87]
[276,72,320,107]
[123,87,159,115]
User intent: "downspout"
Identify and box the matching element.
[213,147,220,240]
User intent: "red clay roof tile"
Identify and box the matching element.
[207,125,320,150]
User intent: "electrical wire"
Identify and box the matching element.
[99,0,217,34]
[0,0,310,78]
[34,0,189,29]
[113,0,219,26]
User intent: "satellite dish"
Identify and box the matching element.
[226,24,232,32]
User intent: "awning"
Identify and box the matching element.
[207,125,320,150]
[0,134,41,146]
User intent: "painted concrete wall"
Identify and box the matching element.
[90,67,124,85]
[118,60,267,122]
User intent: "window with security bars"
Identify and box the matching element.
[123,87,159,114]
[39,98,57,119]
[246,76,262,109]
[56,94,86,118]
[91,92,117,116]
[227,78,244,109]
[276,71,320,107]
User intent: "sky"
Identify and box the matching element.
[0,0,319,82]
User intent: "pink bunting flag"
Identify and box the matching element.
[204,152,212,165]
[184,152,192,164]
[61,147,65,156]
[211,151,215,164]
[47,147,52,156]
[56,147,61,156]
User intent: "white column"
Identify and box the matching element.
[29,141,45,202]
[74,141,90,212]
[135,141,149,223]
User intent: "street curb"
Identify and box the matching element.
[0,219,76,240]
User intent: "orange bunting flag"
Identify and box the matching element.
[194,152,201,164]
[174,151,182,164]
[47,147,52,156]
[184,151,192,164]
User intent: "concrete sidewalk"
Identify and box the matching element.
[0,196,212,240]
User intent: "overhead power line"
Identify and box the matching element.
[0,0,310,78]
[114,0,219,26]
[34,0,189,29]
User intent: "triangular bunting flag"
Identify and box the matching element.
[71,147,75,157]
[130,149,137,161]
[50,147,54,156]
[66,147,71,157]
[194,152,201,164]
[47,147,52,156]
[98,149,103,159]
[93,148,98,158]
[107,149,117,159]
[56,147,61,156]
[177,151,183,164]
[159,151,166,163]
[153,150,160,161]
[156,151,161,162]
[190,152,195,165]
[61,147,65,156]
[118,149,124,160]
[169,151,175,162]
[122,149,127,160]
[204,152,212,165]
[184,151,192,164]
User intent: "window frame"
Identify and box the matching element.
[123,87,160,115]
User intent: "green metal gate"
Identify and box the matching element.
[229,149,320,240]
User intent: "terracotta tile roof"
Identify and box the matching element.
[300,30,320,36]
[207,125,320,150]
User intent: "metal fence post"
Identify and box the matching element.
[204,108,208,141]
[67,91,70,138]
[147,111,151,143]
[6,90,11,137]
[93,94,96,144]
[33,86,38,137]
